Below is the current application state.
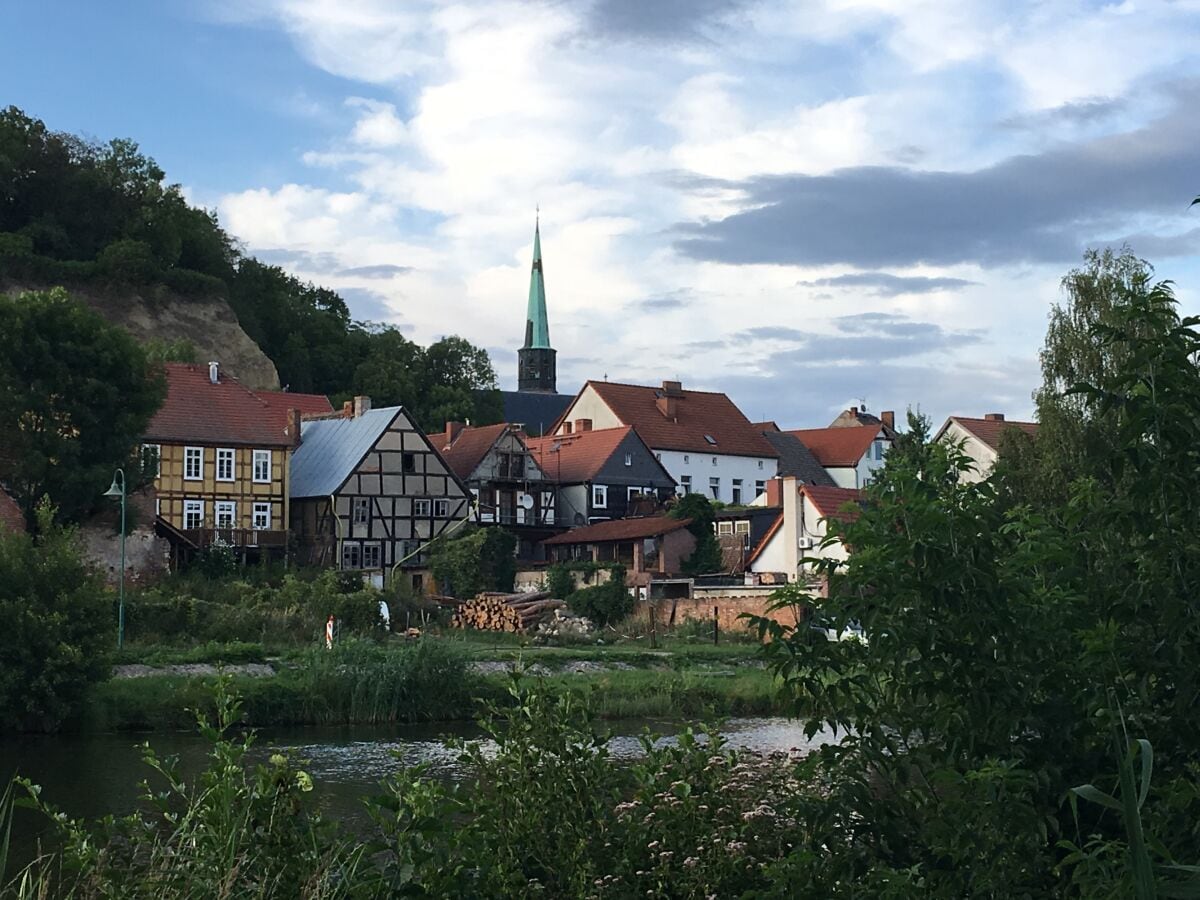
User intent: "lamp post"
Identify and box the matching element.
[104,468,127,650]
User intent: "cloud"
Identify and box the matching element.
[674,90,1200,269]
[1105,228,1200,260]
[337,286,398,321]
[999,95,1127,131]
[583,0,748,42]
[798,272,977,296]
[336,263,414,278]
[252,248,343,272]
[635,289,694,310]
[346,97,408,147]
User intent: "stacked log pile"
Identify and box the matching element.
[449,590,567,633]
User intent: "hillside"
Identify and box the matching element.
[0,277,279,390]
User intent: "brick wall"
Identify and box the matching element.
[639,592,807,635]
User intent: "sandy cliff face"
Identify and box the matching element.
[3,280,280,391]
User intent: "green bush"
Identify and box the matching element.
[0,231,33,256]
[161,265,225,297]
[97,238,158,284]
[0,501,112,732]
[428,526,517,598]
[565,566,632,627]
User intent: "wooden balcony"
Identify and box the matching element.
[181,527,289,549]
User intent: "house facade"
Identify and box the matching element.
[786,425,891,489]
[437,421,557,559]
[935,413,1039,483]
[550,380,778,503]
[541,515,696,586]
[143,362,331,555]
[526,425,676,527]
[749,478,862,581]
[289,401,472,588]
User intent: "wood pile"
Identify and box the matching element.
[449,590,567,633]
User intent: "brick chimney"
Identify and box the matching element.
[445,421,465,446]
[353,395,372,418]
[656,394,677,419]
[562,421,573,435]
[661,379,683,396]
[984,412,1005,421]
[289,408,303,447]
[766,477,783,508]
[881,410,895,430]
[575,418,593,432]
[342,400,353,417]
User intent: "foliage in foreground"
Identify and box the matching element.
[0,502,111,732]
[7,678,810,899]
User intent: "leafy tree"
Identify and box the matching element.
[0,500,112,731]
[669,493,723,575]
[0,288,165,525]
[428,527,517,598]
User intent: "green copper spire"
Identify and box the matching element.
[524,215,551,349]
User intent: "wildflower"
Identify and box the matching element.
[648,840,660,849]
[683,857,699,869]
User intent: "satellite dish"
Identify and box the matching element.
[574,513,585,526]
[520,494,534,509]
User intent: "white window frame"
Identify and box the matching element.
[252,449,272,483]
[434,499,450,517]
[214,501,236,529]
[709,476,720,500]
[755,480,766,497]
[362,543,381,569]
[184,499,204,529]
[414,498,431,516]
[216,448,235,482]
[592,484,608,508]
[679,475,692,495]
[184,446,203,481]
[874,440,885,461]
[732,478,743,504]
[623,453,632,467]
[717,521,733,535]
[252,502,271,530]
[342,541,361,570]
[712,456,718,466]
[352,497,370,524]
[757,459,764,469]
[627,486,643,500]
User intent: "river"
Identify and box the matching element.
[2,716,827,869]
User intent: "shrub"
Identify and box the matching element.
[428,526,516,598]
[0,231,33,256]
[565,566,633,627]
[97,238,158,284]
[162,266,225,298]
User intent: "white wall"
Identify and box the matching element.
[749,479,849,581]
[555,386,622,432]
[825,433,890,488]
[938,421,998,483]
[657,449,777,504]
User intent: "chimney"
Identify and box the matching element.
[984,412,1005,421]
[342,400,353,418]
[766,477,784,508]
[445,421,465,446]
[575,418,593,433]
[656,394,677,419]
[781,476,800,582]
[353,395,372,418]
[208,361,220,384]
[289,408,302,448]
[661,379,683,396]
[562,421,573,435]
[881,410,895,430]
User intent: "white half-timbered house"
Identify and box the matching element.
[289,402,472,589]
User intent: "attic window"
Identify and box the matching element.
[704,434,717,445]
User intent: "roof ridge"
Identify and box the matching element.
[587,379,733,397]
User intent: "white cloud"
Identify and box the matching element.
[346,98,408,147]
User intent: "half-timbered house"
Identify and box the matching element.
[289,401,472,588]
[436,422,558,559]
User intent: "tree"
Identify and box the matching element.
[0,288,165,525]
[428,527,517,598]
[669,493,723,575]
[0,500,112,731]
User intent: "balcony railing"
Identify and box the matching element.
[182,527,288,549]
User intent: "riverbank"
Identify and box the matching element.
[75,636,784,733]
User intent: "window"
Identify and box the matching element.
[712,456,718,465]
[184,447,203,481]
[414,498,431,516]
[717,521,733,535]
[709,477,720,500]
[874,440,885,461]
[679,475,692,495]
[683,454,689,464]
[434,499,450,517]
[592,485,608,508]
[252,502,271,530]
[627,486,644,500]
[352,497,370,524]
[216,448,235,482]
[184,500,203,529]
[732,478,743,505]
[757,459,764,469]
[214,501,236,529]
[735,520,751,547]
[341,542,361,569]
[623,453,632,467]
[704,434,717,445]
[755,480,766,497]
[253,450,272,483]
[141,444,160,479]
[362,543,381,568]
[654,452,662,461]
[402,452,416,473]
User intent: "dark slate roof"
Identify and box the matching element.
[763,431,836,485]
[499,391,573,437]
[290,407,401,498]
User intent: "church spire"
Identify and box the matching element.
[518,212,557,393]
[524,213,551,350]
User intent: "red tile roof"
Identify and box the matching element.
[802,485,863,522]
[943,416,1039,452]
[570,381,779,458]
[526,426,640,483]
[0,488,25,533]
[787,426,881,468]
[145,363,329,447]
[542,514,693,545]
[437,423,510,480]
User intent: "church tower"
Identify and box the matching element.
[517,215,557,393]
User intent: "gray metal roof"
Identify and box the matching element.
[290,407,401,499]
[764,431,837,486]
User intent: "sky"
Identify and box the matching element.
[5,0,1200,428]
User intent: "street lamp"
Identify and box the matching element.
[103,468,126,650]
